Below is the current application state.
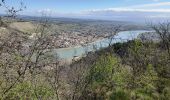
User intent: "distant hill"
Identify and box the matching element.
[17,16,150,34]
[0,15,150,36]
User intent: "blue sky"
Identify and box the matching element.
[1,0,170,21]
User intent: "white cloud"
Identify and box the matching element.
[29,2,170,22]
[85,2,170,14]
[81,2,170,22]
[86,8,170,13]
[149,15,170,18]
[37,8,55,13]
[152,0,160,2]
[129,2,170,9]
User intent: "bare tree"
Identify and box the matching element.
[0,12,63,99]
[0,0,26,18]
[0,0,64,98]
[150,22,170,58]
[108,25,122,46]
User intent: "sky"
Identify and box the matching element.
[1,0,170,22]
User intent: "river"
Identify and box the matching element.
[53,30,149,60]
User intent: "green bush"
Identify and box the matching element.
[2,82,54,100]
[110,89,130,100]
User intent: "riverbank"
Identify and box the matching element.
[53,32,109,48]
[54,30,149,60]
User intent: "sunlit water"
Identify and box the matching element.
[53,30,149,60]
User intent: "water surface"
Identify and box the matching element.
[54,30,148,59]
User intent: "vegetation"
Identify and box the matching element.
[78,39,170,100]
[0,0,170,100]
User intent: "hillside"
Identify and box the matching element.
[0,17,169,100]
[9,22,35,33]
[67,39,170,100]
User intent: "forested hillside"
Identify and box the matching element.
[0,0,170,100]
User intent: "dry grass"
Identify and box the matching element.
[9,22,35,33]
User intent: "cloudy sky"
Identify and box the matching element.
[1,0,170,22]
